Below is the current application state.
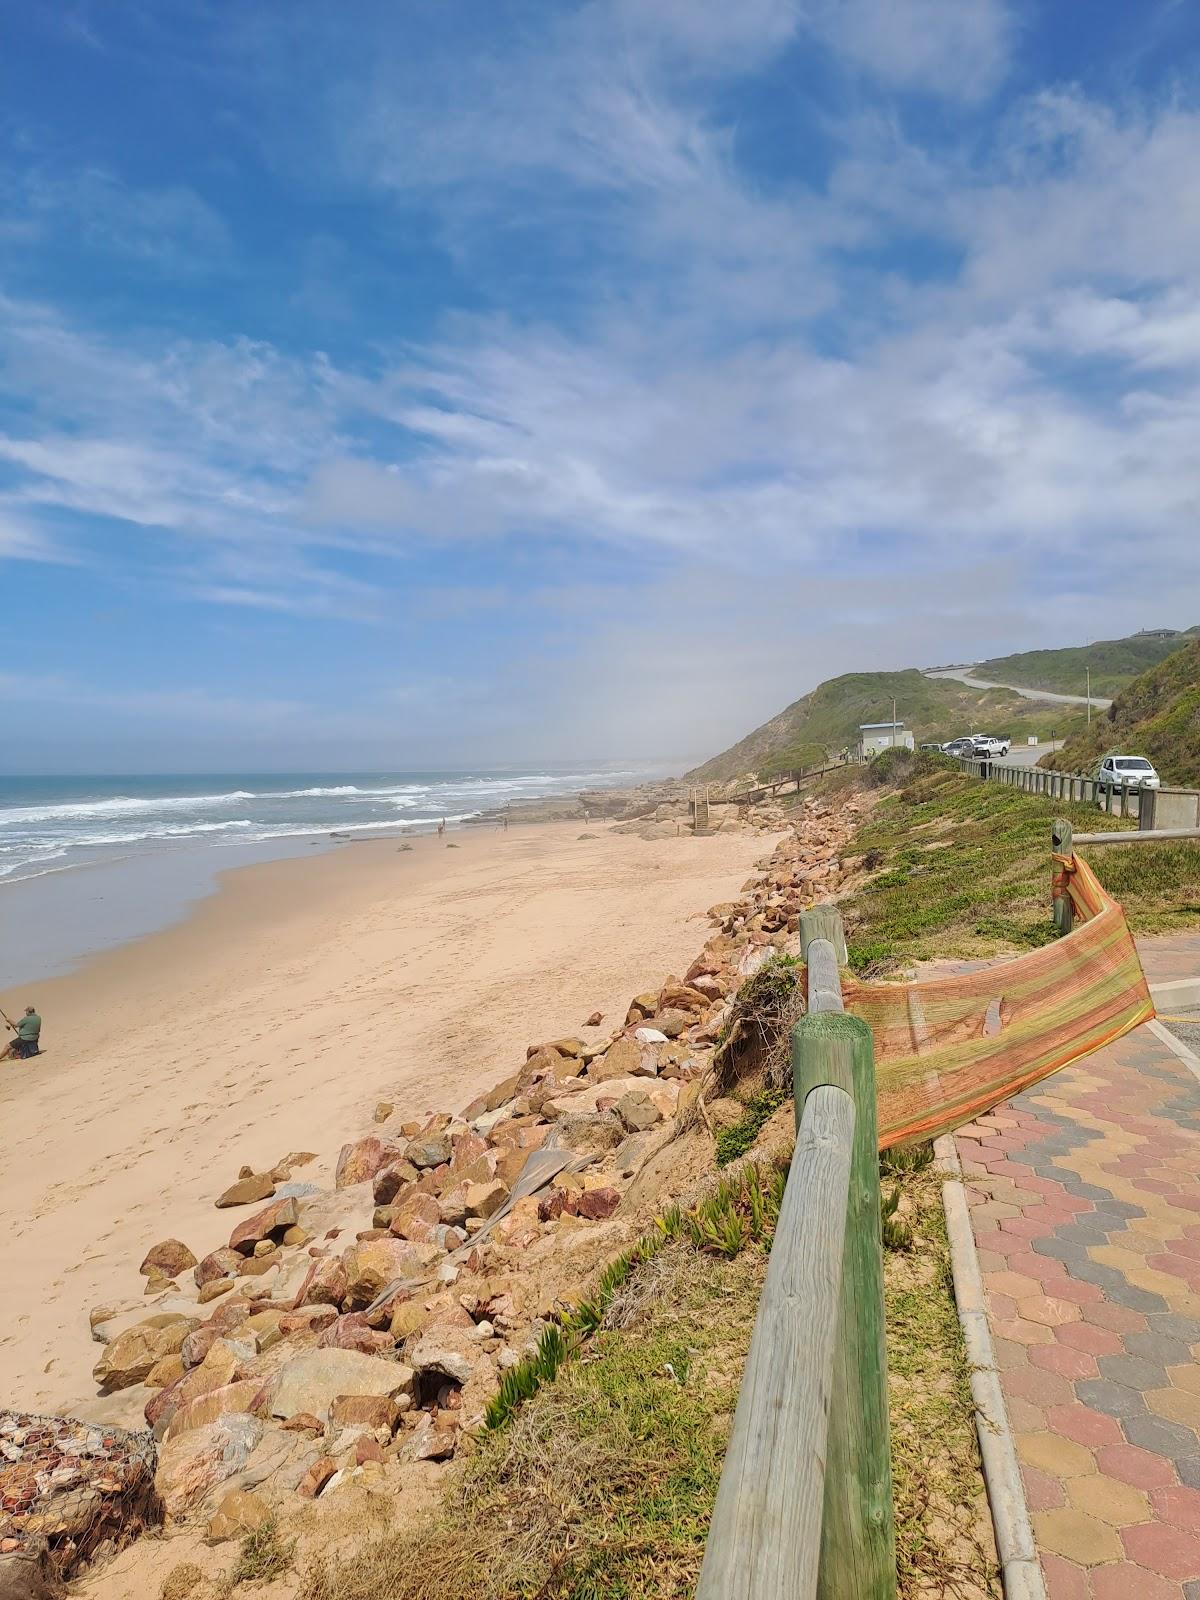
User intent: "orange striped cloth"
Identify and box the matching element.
[840,853,1154,1149]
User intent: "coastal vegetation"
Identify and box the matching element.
[1049,637,1200,787]
[688,668,1083,784]
[827,749,1200,975]
[976,628,1197,700]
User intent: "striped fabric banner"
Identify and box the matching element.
[841,852,1154,1149]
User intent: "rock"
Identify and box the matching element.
[215,1173,276,1209]
[588,1035,643,1082]
[146,1352,186,1389]
[343,1238,440,1304]
[401,1414,456,1462]
[335,1136,403,1189]
[389,1191,441,1239]
[373,1102,394,1124]
[194,1248,245,1288]
[294,1255,349,1309]
[372,1160,419,1205]
[389,1302,427,1341]
[552,1111,624,1154]
[139,1239,198,1277]
[406,1134,452,1169]
[407,1325,480,1387]
[585,1011,603,1027]
[626,990,658,1022]
[228,1196,299,1255]
[198,1279,236,1304]
[329,1394,400,1434]
[616,1091,661,1132]
[94,1316,200,1392]
[163,1380,263,1441]
[154,1415,265,1517]
[463,1179,508,1219]
[0,1548,55,1600]
[577,1187,621,1220]
[296,1456,338,1499]
[633,1026,670,1045]
[264,1348,414,1422]
[317,1313,394,1355]
[206,1488,270,1543]
[653,1009,691,1038]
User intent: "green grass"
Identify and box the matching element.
[688,668,1085,783]
[714,1087,790,1166]
[840,752,1200,972]
[977,631,1192,700]
[231,1517,294,1586]
[1052,638,1200,788]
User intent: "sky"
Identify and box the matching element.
[2,0,1200,773]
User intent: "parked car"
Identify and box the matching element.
[1096,755,1161,792]
[971,734,1011,757]
[943,737,976,758]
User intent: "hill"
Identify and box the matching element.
[1049,638,1200,785]
[687,668,1081,783]
[975,631,1196,699]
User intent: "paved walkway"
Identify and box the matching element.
[956,936,1200,1597]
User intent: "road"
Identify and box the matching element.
[924,666,1113,710]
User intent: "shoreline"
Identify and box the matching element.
[0,816,781,1416]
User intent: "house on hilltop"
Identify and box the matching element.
[858,720,914,759]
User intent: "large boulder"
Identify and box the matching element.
[373,1160,419,1205]
[317,1313,394,1355]
[343,1238,440,1304]
[335,1136,404,1189]
[261,1348,414,1422]
[406,1133,452,1169]
[93,1316,200,1392]
[162,1380,263,1442]
[407,1325,481,1388]
[587,1036,645,1082]
[215,1174,275,1208]
[293,1255,349,1309]
[154,1414,265,1519]
[194,1248,245,1288]
[138,1239,197,1278]
[228,1196,298,1255]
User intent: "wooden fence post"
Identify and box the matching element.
[794,994,896,1599]
[801,905,849,965]
[1052,817,1074,935]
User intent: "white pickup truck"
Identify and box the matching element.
[971,734,1010,757]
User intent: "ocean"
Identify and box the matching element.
[0,766,652,988]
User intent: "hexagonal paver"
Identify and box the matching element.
[1020,1294,1082,1327]
[1021,1464,1067,1511]
[1033,1508,1122,1565]
[1029,1344,1099,1380]
[1091,1561,1185,1600]
[1045,1404,1123,1448]
[1075,1379,1148,1421]
[1038,1551,1090,1599]
[1055,1321,1125,1355]
[1094,1442,1178,1490]
[1150,1485,1200,1530]
[1146,1386,1200,1430]
[1122,1522,1200,1580]
[1168,1364,1200,1396]
[1066,1473,1150,1527]
[1016,1432,1097,1479]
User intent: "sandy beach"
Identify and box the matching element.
[0,819,777,1416]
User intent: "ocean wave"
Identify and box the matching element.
[0,791,258,826]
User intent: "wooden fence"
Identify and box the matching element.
[696,908,895,1600]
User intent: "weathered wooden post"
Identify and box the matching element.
[801,905,849,966]
[1052,817,1074,935]
[795,923,896,1600]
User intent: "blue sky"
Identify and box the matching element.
[2,0,1200,772]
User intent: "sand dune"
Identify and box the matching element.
[0,820,777,1415]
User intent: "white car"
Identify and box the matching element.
[971,734,1010,757]
[1097,755,1160,791]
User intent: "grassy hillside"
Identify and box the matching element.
[975,631,1194,699]
[826,750,1200,973]
[1049,638,1200,786]
[688,669,1082,783]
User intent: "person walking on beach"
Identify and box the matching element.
[4,1005,41,1059]
[437,818,446,838]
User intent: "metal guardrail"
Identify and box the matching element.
[696,908,895,1600]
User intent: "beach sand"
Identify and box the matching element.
[0,819,778,1415]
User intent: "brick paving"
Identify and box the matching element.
[956,936,1200,1597]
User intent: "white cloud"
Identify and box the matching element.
[801,0,1014,101]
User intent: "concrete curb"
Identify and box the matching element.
[1147,1018,1200,1084]
[1149,977,1200,1011]
[933,1133,1047,1600]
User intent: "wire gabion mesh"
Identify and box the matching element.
[0,1409,161,1583]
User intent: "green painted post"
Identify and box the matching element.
[793,1011,896,1600]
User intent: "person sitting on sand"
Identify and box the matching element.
[6,1005,41,1059]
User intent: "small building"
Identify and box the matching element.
[858,721,915,759]
[1134,627,1179,640]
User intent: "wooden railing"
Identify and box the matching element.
[696,908,895,1600]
